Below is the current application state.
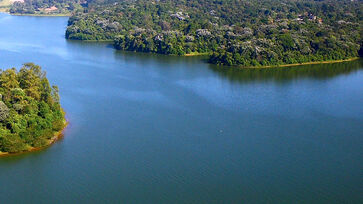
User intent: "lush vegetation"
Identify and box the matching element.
[65,0,362,67]
[0,63,65,153]
[10,0,84,15]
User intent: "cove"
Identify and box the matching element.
[0,13,362,203]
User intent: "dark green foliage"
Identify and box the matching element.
[0,63,65,153]
[66,0,362,67]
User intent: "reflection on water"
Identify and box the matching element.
[114,49,210,66]
[66,39,363,83]
[209,59,363,82]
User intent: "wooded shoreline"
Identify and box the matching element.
[0,119,68,157]
[240,57,361,69]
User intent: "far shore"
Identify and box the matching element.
[11,13,71,17]
[0,119,68,157]
[0,11,71,16]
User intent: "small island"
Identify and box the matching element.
[0,63,66,155]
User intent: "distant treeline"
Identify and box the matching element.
[10,0,84,15]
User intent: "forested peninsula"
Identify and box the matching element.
[5,0,362,67]
[0,63,66,155]
[64,0,362,67]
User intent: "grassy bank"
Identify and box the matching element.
[184,52,211,57]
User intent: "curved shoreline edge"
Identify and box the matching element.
[224,57,361,69]
[0,119,69,157]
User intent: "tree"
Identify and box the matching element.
[0,101,9,121]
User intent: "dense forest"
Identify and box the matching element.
[9,0,362,67]
[10,0,83,15]
[0,63,65,153]
[64,0,362,67]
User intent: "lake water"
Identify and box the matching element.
[0,13,362,203]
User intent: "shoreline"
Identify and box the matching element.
[0,119,68,157]
[111,48,360,66]
[67,39,114,43]
[237,57,361,69]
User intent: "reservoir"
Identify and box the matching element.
[0,13,362,203]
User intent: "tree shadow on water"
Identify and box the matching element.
[209,59,363,83]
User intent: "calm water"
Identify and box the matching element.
[0,13,362,203]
